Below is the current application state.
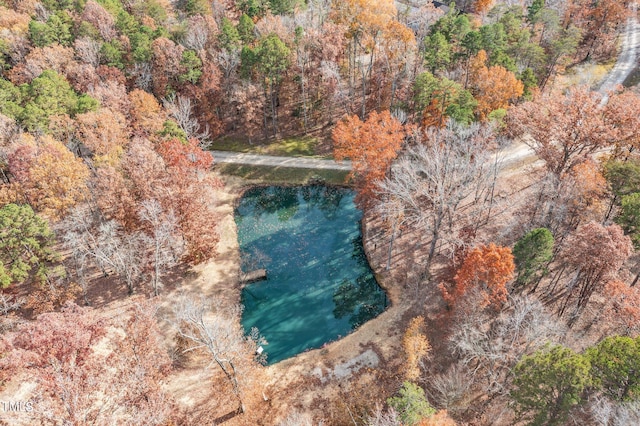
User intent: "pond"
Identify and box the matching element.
[236,185,387,365]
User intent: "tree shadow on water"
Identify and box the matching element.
[248,186,300,222]
[332,272,386,329]
[301,185,347,219]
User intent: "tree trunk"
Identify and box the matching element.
[262,87,269,139]
[300,56,309,134]
[539,54,560,93]
[215,357,244,414]
[153,240,160,296]
[558,268,582,318]
[427,213,443,269]
[604,194,618,223]
[269,83,278,138]
[631,268,640,287]
[386,219,399,271]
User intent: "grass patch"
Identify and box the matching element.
[216,163,349,185]
[558,61,615,90]
[210,136,329,158]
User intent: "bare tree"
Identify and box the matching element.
[74,37,101,68]
[210,0,228,26]
[376,121,499,271]
[216,49,241,80]
[182,16,209,51]
[33,3,51,21]
[172,296,265,414]
[448,294,564,394]
[0,113,20,147]
[587,397,640,426]
[163,94,211,147]
[62,209,145,295]
[366,404,401,426]
[294,29,311,133]
[139,199,184,296]
[0,294,22,316]
[320,59,353,117]
[429,364,475,413]
[133,62,153,91]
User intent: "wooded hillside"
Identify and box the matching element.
[1,0,639,424]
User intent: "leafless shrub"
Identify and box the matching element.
[366,404,401,426]
[587,396,640,426]
[429,364,475,412]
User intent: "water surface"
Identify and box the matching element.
[236,185,386,364]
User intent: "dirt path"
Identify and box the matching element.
[599,3,639,104]
[493,7,640,170]
[211,150,352,171]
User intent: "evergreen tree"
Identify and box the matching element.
[513,228,554,288]
[387,382,436,426]
[0,204,58,288]
[511,345,591,426]
[586,336,640,401]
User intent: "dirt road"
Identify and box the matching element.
[211,150,352,171]
[599,3,639,104]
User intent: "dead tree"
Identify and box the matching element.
[376,121,500,271]
[172,296,265,414]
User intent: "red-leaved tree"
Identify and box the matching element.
[441,243,515,310]
[556,222,633,324]
[0,301,177,425]
[333,110,404,208]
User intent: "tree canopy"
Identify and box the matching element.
[0,203,57,288]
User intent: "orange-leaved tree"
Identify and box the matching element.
[157,138,219,264]
[468,50,523,121]
[332,110,404,208]
[604,89,640,157]
[441,243,515,309]
[75,107,129,162]
[473,0,494,14]
[605,280,640,334]
[402,316,431,381]
[128,89,166,136]
[504,86,611,180]
[2,135,89,220]
[560,159,608,226]
[330,0,398,117]
[557,222,632,323]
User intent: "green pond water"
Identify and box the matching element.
[236,185,387,365]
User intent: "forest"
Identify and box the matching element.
[0,0,639,424]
